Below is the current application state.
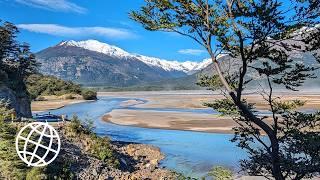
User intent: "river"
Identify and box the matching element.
[38,96,248,178]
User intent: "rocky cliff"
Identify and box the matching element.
[0,85,32,118]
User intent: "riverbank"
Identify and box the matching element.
[31,94,94,112]
[32,99,89,112]
[100,90,320,133]
[57,122,177,179]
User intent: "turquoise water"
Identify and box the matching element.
[38,97,248,177]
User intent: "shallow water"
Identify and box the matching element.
[38,97,248,177]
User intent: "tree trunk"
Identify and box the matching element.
[271,141,284,180]
[210,57,284,180]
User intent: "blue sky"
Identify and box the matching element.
[0,0,208,62]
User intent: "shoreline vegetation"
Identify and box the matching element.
[28,74,98,112]
[27,74,97,99]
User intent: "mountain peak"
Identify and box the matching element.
[57,39,210,73]
[58,39,131,57]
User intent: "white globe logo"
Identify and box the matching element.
[15,122,61,167]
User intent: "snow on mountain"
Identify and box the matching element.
[58,40,211,73]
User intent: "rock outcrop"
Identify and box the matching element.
[0,85,32,117]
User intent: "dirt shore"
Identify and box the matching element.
[31,99,89,112]
[100,90,320,133]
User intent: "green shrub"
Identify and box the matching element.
[89,134,119,167]
[208,166,233,180]
[65,116,119,168]
[66,115,94,136]
[0,122,30,179]
[81,89,97,100]
[27,74,98,101]
[44,158,75,180]
[0,99,15,121]
[26,167,46,180]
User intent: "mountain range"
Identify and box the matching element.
[36,40,211,87]
[36,39,320,90]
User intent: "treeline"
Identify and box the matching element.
[26,74,97,100]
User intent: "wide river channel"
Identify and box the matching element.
[39,96,249,178]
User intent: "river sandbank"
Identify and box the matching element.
[102,110,235,133]
[100,90,320,133]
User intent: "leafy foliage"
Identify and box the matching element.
[197,74,223,91]
[0,20,38,93]
[26,74,97,101]
[208,166,233,180]
[81,89,97,100]
[132,0,320,179]
[66,115,94,135]
[26,74,82,100]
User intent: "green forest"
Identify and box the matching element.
[27,74,97,100]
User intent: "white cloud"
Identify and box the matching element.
[17,24,137,40]
[15,0,86,13]
[178,49,206,56]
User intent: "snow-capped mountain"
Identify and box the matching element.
[58,40,211,73]
[36,40,212,87]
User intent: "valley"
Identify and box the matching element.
[1,0,320,178]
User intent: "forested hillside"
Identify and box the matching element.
[27,74,97,100]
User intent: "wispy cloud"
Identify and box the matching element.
[15,0,87,13]
[17,24,138,40]
[178,49,206,56]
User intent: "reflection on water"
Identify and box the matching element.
[38,97,248,177]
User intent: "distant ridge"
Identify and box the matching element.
[35,40,212,87]
[57,40,211,73]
